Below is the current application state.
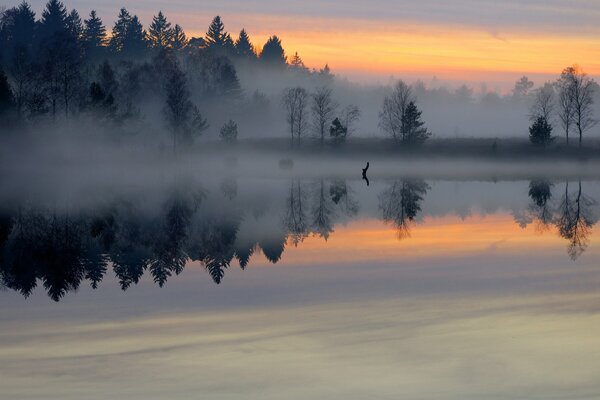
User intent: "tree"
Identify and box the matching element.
[86,81,116,121]
[148,11,172,49]
[557,69,576,145]
[289,52,308,73]
[560,66,597,147]
[205,16,228,49]
[170,24,187,50]
[529,116,554,146]
[219,120,238,143]
[329,118,347,142]
[83,10,106,58]
[234,29,255,59]
[529,83,555,122]
[164,67,208,151]
[38,0,68,43]
[340,104,360,136]
[401,101,430,145]
[9,45,33,119]
[282,87,308,144]
[379,180,430,239]
[260,35,286,67]
[1,2,36,58]
[311,86,337,145]
[109,8,131,52]
[0,68,15,119]
[512,76,534,100]
[379,80,414,142]
[66,9,83,42]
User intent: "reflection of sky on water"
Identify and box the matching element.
[1,177,600,399]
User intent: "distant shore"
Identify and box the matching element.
[200,137,600,160]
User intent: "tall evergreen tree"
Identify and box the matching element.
[148,11,172,49]
[38,0,68,41]
[234,29,255,58]
[2,2,36,56]
[289,52,307,72]
[401,101,431,145]
[109,8,131,52]
[170,24,187,50]
[205,16,227,48]
[260,35,286,67]
[83,10,106,52]
[66,9,83,42]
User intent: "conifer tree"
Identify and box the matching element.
[260,35,286,67]
[148,11,172,49]
[234,29,255,58]
[83,10,107,49]
[170,24,188,50]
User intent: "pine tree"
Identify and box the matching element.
[39,0,68,40]
[122,15,147,56]
[260,36,286,67]
[205,16,227,48]
[109,8,131,52]
[401,101,431,145]
[4,2,36,52]
[83,10,107,49]
[66,9,83,42]
[289,52,307,71]
[170,24,188,50]
[529,116,554,146]
[234,29,255,58]
[148,11,172,49]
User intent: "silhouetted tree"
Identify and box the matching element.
[83,10,106,58]
[559,65,597,147]
[164,66,208,151]
[148,11,172,49]
[1,2,36,59]
[234,29,255,59]
[260,35,286,67]
[529,116,553,146]
[379,80,414,142]
[401,101,430,145]
[329,118,347,142]
[557,68,576,145]
[170,24,187,50]
[282,86,308,144]
[311,86,337,145]
[289,52,308,73]
[311,179,335,240]
[529,83,555,122]
[219,119,238,143]
[205,15,233,54]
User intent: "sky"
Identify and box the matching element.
[24,0,600,89]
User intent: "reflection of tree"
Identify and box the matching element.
[379,180,430,239]
[283,180,308,246]
[329,179,359,217]
[528,180,554,229]
[556,180,596,260]
[311,179,335,240]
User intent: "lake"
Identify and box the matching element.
[1,162,599,399]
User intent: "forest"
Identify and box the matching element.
[0,0,598,154]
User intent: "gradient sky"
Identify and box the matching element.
[26,0,600,88]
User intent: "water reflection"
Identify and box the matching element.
[0,177,598,300]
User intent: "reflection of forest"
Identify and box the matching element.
[0,179,359,300]
[0,178,597,300]
[516,180,597,260]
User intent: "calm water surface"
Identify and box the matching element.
[1,171,600,399]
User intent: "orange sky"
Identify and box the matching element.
[230,213,597,267]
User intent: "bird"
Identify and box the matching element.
[362,162,370,186]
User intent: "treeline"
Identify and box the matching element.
[0,0,333,149]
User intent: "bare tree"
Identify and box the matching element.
[311,86,337,145]
[340,104,360,136]
[282,87,308,145]
[529,83,555,122]
[558,66,597,147]
[379,80,414,142]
